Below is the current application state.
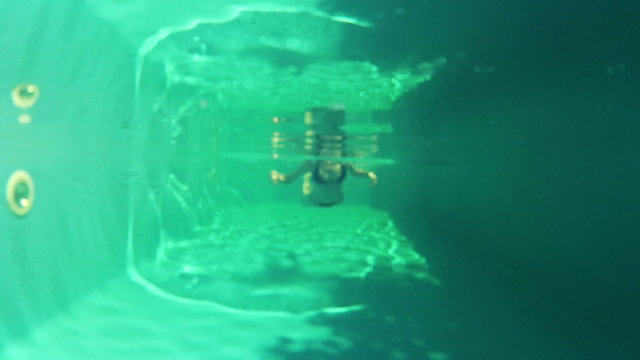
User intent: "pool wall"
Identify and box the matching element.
[0,0,135,347]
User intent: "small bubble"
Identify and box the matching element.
[18,114,32,124]
[6,170,35,216]
[12,83,40,109]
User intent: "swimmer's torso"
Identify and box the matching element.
[303,161,346,206]
[312,161,346,184]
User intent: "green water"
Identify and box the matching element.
[2,1,639,360]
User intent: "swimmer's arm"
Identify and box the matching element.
[270,161,313,184]
[346,164,378,185]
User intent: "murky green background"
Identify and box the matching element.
[1,1,638,359]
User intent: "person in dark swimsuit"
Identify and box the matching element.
[270,107,377,207]
[271,158,377,207]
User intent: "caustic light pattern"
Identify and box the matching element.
[141,204,436,312]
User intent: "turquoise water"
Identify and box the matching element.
[2,1,639,359]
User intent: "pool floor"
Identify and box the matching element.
[1,275,345,360]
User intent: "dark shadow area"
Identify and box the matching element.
[314,0,640,359]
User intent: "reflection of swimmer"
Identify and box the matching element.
[270,107,377,207]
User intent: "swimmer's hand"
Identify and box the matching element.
[270,170,285,184]
[368,171,378,186]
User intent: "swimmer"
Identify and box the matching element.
[271,160,377,207]
[270,107,377,207]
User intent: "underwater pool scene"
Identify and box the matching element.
[1,0,639,359]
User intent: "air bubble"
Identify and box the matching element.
[18,114,32,124]
[6,170,35,216]
[11,83,40,109]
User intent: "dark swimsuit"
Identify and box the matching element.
[312,162,347,184]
